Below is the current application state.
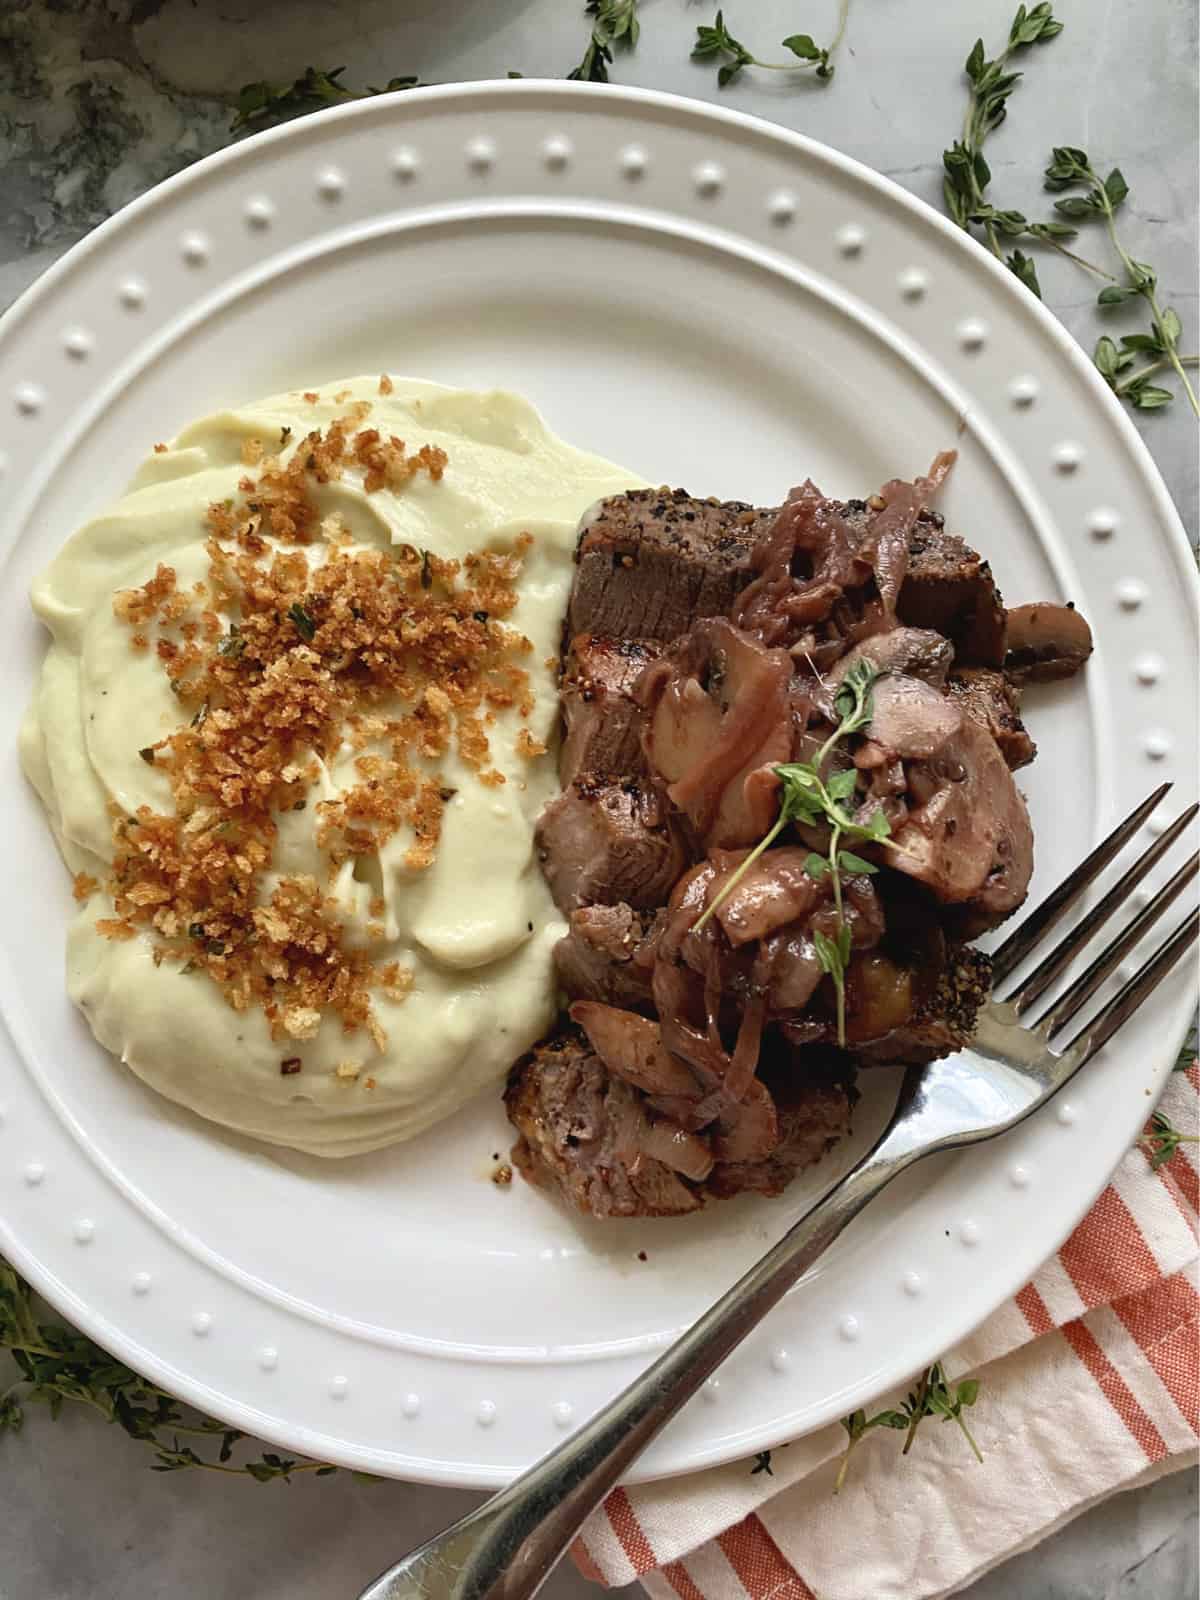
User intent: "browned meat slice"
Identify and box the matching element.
[506,1030,704,1218]
[559,634,661,787]
[706,1078,853,1198]
[896,519,1006,666]
[851,945,991,1065]
[571,489,775,641]
[536,775,688,913]
[1004,602,1094,683]
[947,668,1036,770]
[553,904,657,1011]
[573,490,1006,666]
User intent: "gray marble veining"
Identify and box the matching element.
[0,1,1196,1596]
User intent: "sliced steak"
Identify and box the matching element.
[559,634,660,786]
[553,904,657,1011]
[706,1077,853,1198]
[895,517,1006,666]
[536,775,689,913]
[947,667,1036,770]
[570,488,775,641]
[851,945,991,1065]
[506,1029,703,1218]
[572,490,1005,665]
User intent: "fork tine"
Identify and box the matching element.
[990,784,1171,985]
[1060,909,1199,1068]
[1006,803,1199,1014]
[1035,852,1199,1036]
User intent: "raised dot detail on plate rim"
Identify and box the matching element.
[132,1271,152,1295]
[1053,440,1084,473]
[1009,374,1039,406]
[770,1347,790,1372]
[542,135,572,169]
[902,1270,922,1297]
[24,1162,45,1186]
[1057,1101,1078,1126]
[898,267,928,300]
[466,137,496,171]
[620,144,648,178]
[244,196,275,228]
[959,1219,981,1246]
[330,1375,348,1399]
[476,1399,497,1427]
[551,1400,574,1427]
[1146,813,1169,837]
[839,1314,861,1342]
[767,189,797,224]
[1010,1165,1031,1188]
[835,222,866,256]
[316,167,346,200]
[74,1218,95,1244]
[391,147,419,180]
[401,1392,421,1418]
[1144,730,1170,760]
[192,1310,212,1335]
[15,383,44,415]
[701,1378,720,1402]
[1116,578,1146,610]
[693,160,725,196]
[63,327,93,359]
[119,279,147,310]
[259,1346,278,1370]
[1134,655,1163,685]
[1088,507,1118,539]
[180,231,210,266]
[958,317,988,351]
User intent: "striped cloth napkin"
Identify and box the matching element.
[573,1062,1199,1600]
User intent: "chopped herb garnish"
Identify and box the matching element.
[568,0,640,83]
[219,625,245,659]
[138,747,156,765]
[694,660,892,1045]
[419,550,433,589]
[279,426,292,447]
[1140,1109,1199,1171]
[836,1362,982,1493]
[286,602,317,642]
[190,701,209,729]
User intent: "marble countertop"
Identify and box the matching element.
[1,1,1195,1596]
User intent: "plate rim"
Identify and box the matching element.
[0,79,1194,1489]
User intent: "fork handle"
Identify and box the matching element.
[358,1106,921,1600]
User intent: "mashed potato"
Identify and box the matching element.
[20,378,640,1155]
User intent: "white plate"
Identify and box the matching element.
[0,83,1195,1490]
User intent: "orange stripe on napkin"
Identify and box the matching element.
[717,1516,818,1600]
[660,1559,709,1600]
[1015,1281,1054,1336]
[1059,1186,1160,1308]
[1111,1270,1200,1429]
[607,1486,658,1575]
[571,1536,605,1584]
[1059,1314,1167,1459]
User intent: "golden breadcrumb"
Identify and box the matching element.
[99,409,542,1050]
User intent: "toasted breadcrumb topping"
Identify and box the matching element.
[101,406,541,1050]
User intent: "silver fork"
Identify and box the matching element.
[359,784,1198,1600]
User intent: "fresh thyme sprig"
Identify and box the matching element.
[693,661,891,1046]
[942,5,1084,297]
[693,4,849,88]
[1042,147,1200,417]
[231,66,421,132]
[835,1362,982,1494]
[1140,1110,1200,1172]
[568,0,641,83]
[0,1261,355,1481]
